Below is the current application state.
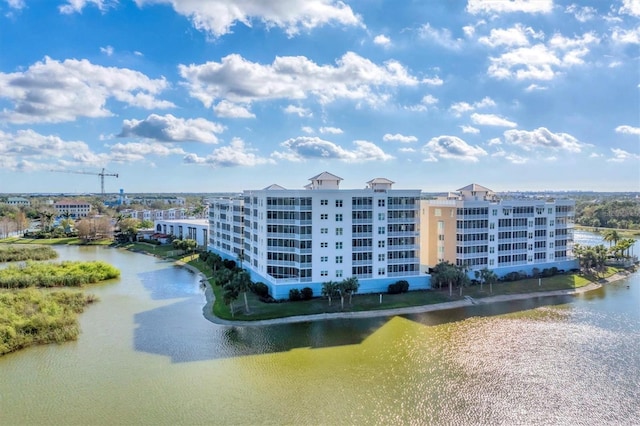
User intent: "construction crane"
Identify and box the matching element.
[50,168,119,196]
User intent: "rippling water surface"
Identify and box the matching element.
[0,236,638,425]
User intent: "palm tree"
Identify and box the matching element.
[344,276,359,305]
[321,281,338,306]
[602,229,620,248]
[222,282,239,317]
[232,270,252,313]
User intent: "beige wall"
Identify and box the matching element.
[419,201,457,269]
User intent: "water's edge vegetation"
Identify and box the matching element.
[0,245,58,262]
[0,257,119,356]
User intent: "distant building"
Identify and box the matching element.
[208,172,429,299]
[5,197,31,207]
[420,183,578,277]
[154,219,209,248]
[54,200,92,218]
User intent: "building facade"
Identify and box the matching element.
[54,200,92,218]
[209,172,429,299]
[420,184,578,277]
[154,219,209,248]
[5,197,31,207]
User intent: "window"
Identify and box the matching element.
[378,226,385,235]
[378,240,385,248]
[320,214,328,220]
[321,228,328,234]
[320,199,328,206]
[548,208,553,214]
[489,259,495,266]
[335,214,343,222]
[378,268,386,276]
[336,270,343,278]
[489,247,494,253]
[335,200,343,207]
[320,270,328,277]
[336,227,343,236]
[489,223,495,229]
[438,221,444,231]
[378,213,385,220]
[438,234,445,241]
[378,253,385,261]
[321,242,328,248]
[378,199,385,207]
[335,242,343,249]
[336,256,343,264]
[492,209,498,216]
[489,235,495,241]
[321,256,328,262]
[435,208,442,217]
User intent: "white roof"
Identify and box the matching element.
[309,171,343,182]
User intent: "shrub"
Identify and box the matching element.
[388,280,409,294]
[289,288,301,301]
[301,287,313,300]
[252,282,269,297]
[223,259,236,270]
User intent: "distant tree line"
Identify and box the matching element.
[575,199,640,230]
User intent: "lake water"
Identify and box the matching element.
[0,232,638,425]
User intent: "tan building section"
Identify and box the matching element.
[419,200,457,271]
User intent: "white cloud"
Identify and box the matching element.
[5,0,26,9]
[118,114,225,143]
[487,137,501,145]
[100,45,114,56]
[0,129,106,171]
[398,147,416,153]
[284,105,312,117]
[422,94,439,105]
[383,133,418,143]
[615,125,640,135]
[301,126,314,134]
[620,0,640,17]
[273,136,393,162]
[319,126,343,134]
[0,56,173,124]
[179,52,421,110]
[373,34,391,47]
[565,4,596,22]
[109,141,186,162]
[488,33,600,81]
[467,0,553,14]
[422,76,444,86]
[460,125,480,134]
[419,23,463,50]
[59,0,114,14]
[449,96,495,116]
[611,26,640,44]
[134,0,363,37]
[423,135,488,162]
[405,94,439,112]
[471,113,517,127]
[183,138,273,167]
[478,24,541,48]
[608,148,640,162]
[492,149,528,164]
[503,127,584,152]
[213,100,255,118]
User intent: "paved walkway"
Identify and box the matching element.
[176,262,634,327]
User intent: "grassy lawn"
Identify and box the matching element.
[187,258,625,322]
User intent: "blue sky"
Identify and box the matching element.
[0,0,638,194]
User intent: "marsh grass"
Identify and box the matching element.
[0,289,98,356]
[0,245,58,262]
[0,261,120,289]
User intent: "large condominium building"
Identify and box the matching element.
[209,172,428,299]
[420,184,578,277]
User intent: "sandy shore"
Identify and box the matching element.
[175,261,635,327]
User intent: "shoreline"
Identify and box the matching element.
[177,261,635,327]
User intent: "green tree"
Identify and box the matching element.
[343,276,359,305]
[232,270,252,313]
[602,229,621,247]
[222,283,239,318]
[321,281,339,306]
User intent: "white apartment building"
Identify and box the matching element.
[421,183,578,277]
[154,219,209,248]
[209,172,429,299]
[6,197,31,207]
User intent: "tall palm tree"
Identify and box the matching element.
[602,229,620,247]
[232,270,252,313]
